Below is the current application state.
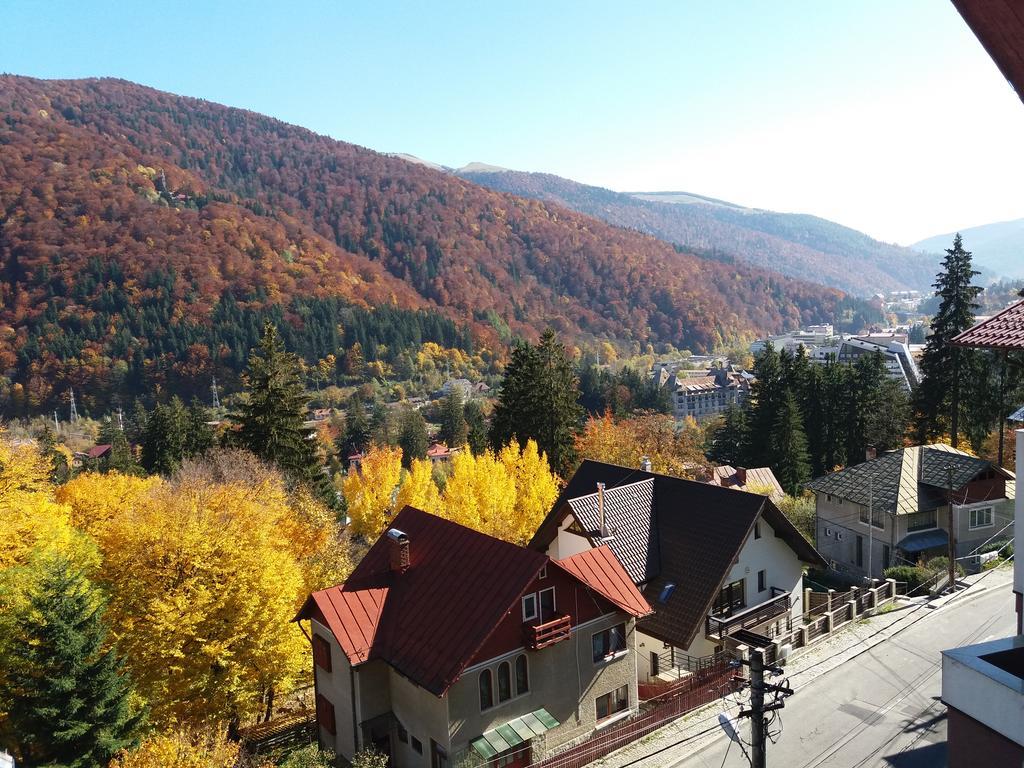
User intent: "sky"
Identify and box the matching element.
[3,0,1024,246]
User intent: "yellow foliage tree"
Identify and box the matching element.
[343,445,403,539]
[395,458,441,515]
[439,449,517,541]
[575,412,709,479]
[55,472,160,538]
[498,440,559,545]
[110,728,240,768]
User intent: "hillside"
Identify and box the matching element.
[0,76,872,413]
[912,218,1024,279]
[456,170,942,295]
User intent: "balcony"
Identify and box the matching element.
[525,613,571,650]
[706,588,791,640]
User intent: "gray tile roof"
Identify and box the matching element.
[567,478,657,584]
[806,444,1004,515]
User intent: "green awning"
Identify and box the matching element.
[471,708,559,759]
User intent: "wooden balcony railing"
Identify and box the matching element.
[706,589,791,640]
[525,613,571,650]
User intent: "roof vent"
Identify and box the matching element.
[640,456,652,472]
[387,528,410,574]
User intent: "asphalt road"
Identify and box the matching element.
[666,577,1017,768]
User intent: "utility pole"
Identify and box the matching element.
[53,410,59,434]
[750,650,766,768]
[947,465,957,594]
[117,407,124,432]
[211,376,221,409]
[68,388,79,423]
[737,649,793,768]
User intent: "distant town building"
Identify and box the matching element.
[651,364,751,422]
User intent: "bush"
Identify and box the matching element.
[883,565,931,591]
[278,744,336,768]
[978,538,1013,558]
[924,556,964,577]
[352,749,389,768]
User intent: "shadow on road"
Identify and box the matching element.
[883,741,947,767]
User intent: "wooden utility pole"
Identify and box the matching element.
[750,650,766,768]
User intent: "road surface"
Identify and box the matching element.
[665,576,1016,768]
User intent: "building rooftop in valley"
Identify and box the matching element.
[952,299,1024,350]
[533,460,824,649]
[294,506,651,696]
[710,465,785,500]
[806,444,1014,515]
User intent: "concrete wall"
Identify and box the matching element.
[548,514,593,562]
[387,667,452,768]
[448,613,639,761]
[311,619,357,760]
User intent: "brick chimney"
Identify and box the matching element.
[866,446,877,461]
[735,467,747,485]
[640,456,652,472]
[597,482,607,538]
[387,528,410,574]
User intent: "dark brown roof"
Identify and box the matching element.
[296,506,650,695]
[951,299,1024,350]
[531,460,825,649]
[952,0,1024,106]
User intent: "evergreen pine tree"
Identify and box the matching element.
[490,329,583,475]
[140,398,188,476]
[397,408,429,468]
[1,557,144,766]
[464,399,489,456]
[913,233,983,442]
[97,416,137,475]
[706,405,748,466]
[745,343,786,467]
[233,323,331,503]
[338,395,372,458]
[770,390,811,496]
[184,398,215,458]
[438,390,468,448]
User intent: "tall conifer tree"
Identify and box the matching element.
[1,558,144,766]
[770,391,811,495]
[913,234,983,442]
[490,329,583,476]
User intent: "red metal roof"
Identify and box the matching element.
[951,299,1024,350]
[554,546,653,618]
[296,507,649,695]
[87,444,112,459]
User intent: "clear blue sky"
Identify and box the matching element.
[3,1,1023,244]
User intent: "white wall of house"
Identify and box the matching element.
[311,619,357,760]
[724,515,805,621]
[548,515,592,561]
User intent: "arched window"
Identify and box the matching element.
[497,661,512,702]
[515,654,529,695]
[479,669,493,710]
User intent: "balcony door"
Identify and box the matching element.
[714,579,745,617]
[538,587,556,623]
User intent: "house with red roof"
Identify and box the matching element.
[294,506,652,768]
[530,460,825,684]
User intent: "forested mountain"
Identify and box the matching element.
[912,218,1024,279]
[0,76,871,414]
[457,169,941,296]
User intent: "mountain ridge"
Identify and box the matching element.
[912,218,1024,279]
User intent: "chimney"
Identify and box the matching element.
[597,482,607,538]
[735,467,747,485]
[640,456,652,472]
[866,446,877,461]
[387,528,410,574]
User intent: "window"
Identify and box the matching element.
[859,507,884,529]
[497,661,512,702]
[592,623,627,663]
[969,507,993,530]
[713,579,745,615]
[882,544,891,569]
[398,724,408,744]
[515,654,529,696]
[313,634,332,672]
[595,685,629,721]
[650,651,660,677]
[315,693,336,735]
[412,737,423,755]
[539,587,556,621]
[754,521,761,539]
[757,570,766,593]
[906,510,937,532]
[658,583,676,603]
[856,535,864,568]
[522,593,538,622]
[431,740,448,768]
[480,669,493,710]
[539,564,547,579]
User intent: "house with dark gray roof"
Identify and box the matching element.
[530,460,825,684]
[807,444,1015,581]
